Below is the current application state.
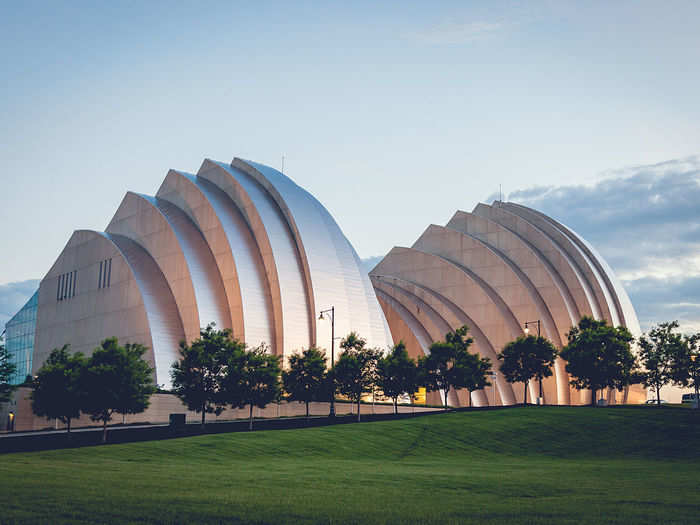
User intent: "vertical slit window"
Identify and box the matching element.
[60,274,65,301]
[73,270,77,297]
[107,258,112,287]
[56,277,61,301]
[68,272,72,299]
[98,261,103,289]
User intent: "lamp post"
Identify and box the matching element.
[319,307,335,417]
[524,320,543,405]
[691,353,699,410]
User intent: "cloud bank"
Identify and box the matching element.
[498,155,700,333]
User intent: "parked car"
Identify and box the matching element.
[681,393,699,404]
[645,399,668,404]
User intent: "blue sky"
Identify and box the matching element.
[2,1,699,332]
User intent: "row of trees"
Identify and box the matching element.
[637,321,700,405]
[13,315,700,441]
[171,323,499,425]
[31,339,155,441]
[496,317,700,407]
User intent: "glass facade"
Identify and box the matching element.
[4,290,38,384]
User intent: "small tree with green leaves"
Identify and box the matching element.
[498,335,558,405]
[282,346,327,421]
[81,338,156,442]
[421,325,490,408]
[31,344,86,433]
[459,350,493,407]
[377,341,419,414]
[638,321,685,406]
[672,333,700,409]
[560,316,637,406]
[0,336,17,404]
[171,324,243,427]
[333,332,381,422]
[221,343,282,430]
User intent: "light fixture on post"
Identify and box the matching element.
[319,306,336,417]
[524,320,543,405]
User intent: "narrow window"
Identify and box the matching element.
[73,270,77,297]
[107,258,112,287]
[60,273,65,301]
[68,272,73,299]
[98,261,103,289]
[56,276,61,301]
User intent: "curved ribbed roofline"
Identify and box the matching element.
[373,275,517,405]
[99,231,185,389]
[106,192,202,342]
[156,170,245,339]
[448,209,580,323]
[197,160,290,356]
[500,202,616,325]
[473,203,600,321]
[514,204,640,335]
[232,158,317,344]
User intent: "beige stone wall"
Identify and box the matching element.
[34,231,155,373]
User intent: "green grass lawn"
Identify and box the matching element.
[1,406,699,524]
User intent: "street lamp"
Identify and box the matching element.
[691,353,699,410]
[524,320,543,405]
[319,306,335,417]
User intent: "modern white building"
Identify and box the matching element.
[32,157,393,389]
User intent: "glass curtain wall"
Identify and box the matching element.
[4,290,38,384]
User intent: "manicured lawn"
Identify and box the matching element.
[1,406,698,524]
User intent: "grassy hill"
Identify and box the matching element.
[1,406,698,524]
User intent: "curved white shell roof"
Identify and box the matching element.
[35,157,393,389]
[371,201,644,406]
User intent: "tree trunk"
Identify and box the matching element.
[305,401,310,422]
[656,385,661,406]
[394,398,398,415]
[591,388,597,407]
[524,381,528,405]
[102,419,108,443]
[469,390,472,407]
[249,404,254,431]
[201,403,206,427]
[444,388,449,410]
[66,418,71,434]
[357,398,361,422]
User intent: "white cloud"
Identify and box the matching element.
[502,155,700,334]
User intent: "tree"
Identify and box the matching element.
[81,338,156,442]
[0,336,17,404]
[498,335,558,405]
[171,324,243,426]
[459,350,493,407]
[221,343,281,430]
[282,346,327,421]
[421,325,490,408]
[638,321,685,406]
[671,333,700,409]
[333,332,381,422]
[30,345,86,433]
[560,316,637,406]
[376,341,419,414]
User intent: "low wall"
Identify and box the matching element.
[8,388,437,432]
